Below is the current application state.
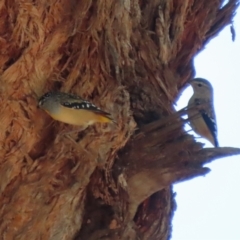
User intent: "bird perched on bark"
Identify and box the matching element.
[38,92,114,129]
[187,78,219,147]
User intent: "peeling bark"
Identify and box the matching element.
[0,0,239,239]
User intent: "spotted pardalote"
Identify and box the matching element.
[38,92,114,127]
[187,78,219,147]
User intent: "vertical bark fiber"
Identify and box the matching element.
[0,0,239,239]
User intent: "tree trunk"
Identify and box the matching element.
[0,0,239,239]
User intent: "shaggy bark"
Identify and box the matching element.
[0,0,239,239]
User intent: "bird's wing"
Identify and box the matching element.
[200,109,218,147]
[60,93,112,117]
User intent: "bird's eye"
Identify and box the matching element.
[198,83,202,87]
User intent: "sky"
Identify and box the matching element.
[172,7,240,240]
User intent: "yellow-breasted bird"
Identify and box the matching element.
[38,92,114,128]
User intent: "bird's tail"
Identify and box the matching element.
[96,112,116,124]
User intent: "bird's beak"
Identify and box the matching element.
[186,79,193,86]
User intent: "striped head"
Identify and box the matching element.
[38,92,61,114]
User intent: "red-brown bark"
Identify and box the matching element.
[0,0,239,239]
